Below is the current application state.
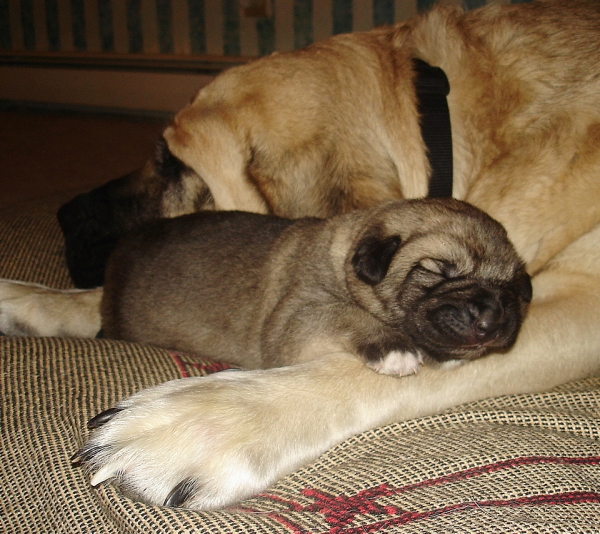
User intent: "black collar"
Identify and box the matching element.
[412,58,453,198]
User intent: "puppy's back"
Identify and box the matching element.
[101,211,296,364]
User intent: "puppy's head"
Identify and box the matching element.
[346,199,532,362]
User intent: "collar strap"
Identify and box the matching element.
[412,58,453,198]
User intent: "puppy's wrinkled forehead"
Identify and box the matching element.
[380,199,523,280]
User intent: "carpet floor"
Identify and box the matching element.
[0,109,166,209]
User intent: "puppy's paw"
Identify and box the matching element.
[366,350,423,376]
[0,279,101,337]
[73,368,342,510]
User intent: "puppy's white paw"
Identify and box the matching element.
[74,366,351,510]
[366,350,423,376]
[0,279,101,337]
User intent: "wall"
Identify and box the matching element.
[0,0,521,114]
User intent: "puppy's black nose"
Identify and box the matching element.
[464,297,504,339]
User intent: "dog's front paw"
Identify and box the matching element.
[73,365,353,510]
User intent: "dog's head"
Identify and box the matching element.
[57,137,213,288]
[346,199,532,362]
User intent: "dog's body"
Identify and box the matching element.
[54,0,600,290]
[101,201,531,375]
[1,0,600,511]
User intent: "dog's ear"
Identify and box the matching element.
[352,235,401,285]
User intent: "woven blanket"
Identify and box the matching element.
[1,195,599,533]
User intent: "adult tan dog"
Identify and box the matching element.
[1,0,600,511]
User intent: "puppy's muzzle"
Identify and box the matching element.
[429,289,505,348]
[415,283,526,362]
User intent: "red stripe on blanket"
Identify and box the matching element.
[259,491,600,533]
[336,491,600,534]
[168,350,231,378]
[169,351,190,378]
[385,455,600,494]
[253,456,600,532]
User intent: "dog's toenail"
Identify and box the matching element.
[87,407,123,429]
[164,478,198,507]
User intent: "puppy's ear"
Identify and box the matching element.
[352,235,401,285]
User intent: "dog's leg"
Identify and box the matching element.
[77,248,600,510]
[76,357,380,510]
[0,280,102,337]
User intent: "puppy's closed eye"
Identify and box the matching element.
[418,258,459,278]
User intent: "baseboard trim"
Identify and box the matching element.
[0,51,248,74]
[0,64,217,114]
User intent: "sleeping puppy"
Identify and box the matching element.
[101,199,531,376]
